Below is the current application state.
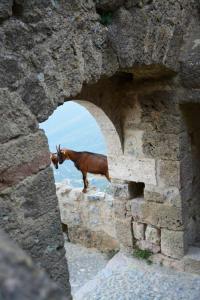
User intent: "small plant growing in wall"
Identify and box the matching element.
[99,11,113,26]
[133,248,152,265]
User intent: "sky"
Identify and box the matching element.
[39,101,109,190]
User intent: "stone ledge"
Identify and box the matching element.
[131,199,183,230]
[109,155,156,185]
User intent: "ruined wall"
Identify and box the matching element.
[0,0,200,296]
[57,182,119,254]
[76,76,200,270]
[0,230,67,300]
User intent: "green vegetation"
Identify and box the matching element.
[133,248,152,264]
[99,11,113,26]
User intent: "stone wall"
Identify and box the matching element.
[57,182,119,254]
[0,230,69,300]
[0,0,200,296]
[180,104,200,247]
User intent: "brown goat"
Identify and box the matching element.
[50,153,59,169]
[56,145,110,193]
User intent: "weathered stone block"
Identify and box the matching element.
[124,129,143,158]
[144,185,164,203]
[0,168,70,291]
[157,160,180,188]
[113,198,127,218]
[0,230,70,300]
[132,222,145,240]
[115,218,133,249]
[0,0,13,20]
[130,197,145,221]
[145,225,160,245]
[68,225,120,254]
[131,200,183,230]
[109,155,156,185]
[136,240,160,254]
[0,131,50,191]
[163,187,182,208]
[110,183,129,199]
[143,132,180,160]
[87,192,105,201]
[161,229,186,259]
[145,185,181,208]
[0,89,37,144]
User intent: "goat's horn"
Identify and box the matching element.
[58,144,61,151]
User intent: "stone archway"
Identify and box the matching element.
[1,1,200,298]
[73,100,123,158]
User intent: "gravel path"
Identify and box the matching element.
[65,240,200,300]
[64,240,109,295]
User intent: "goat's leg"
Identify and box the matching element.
[105,171,111,182]
[82,172,88,193]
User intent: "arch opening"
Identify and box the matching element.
[40,100,123,190]
[39,99,124,295]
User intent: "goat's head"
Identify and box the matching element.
[50,153,59,169]
[56,144,65,164]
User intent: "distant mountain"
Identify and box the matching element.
[40,101,110,191]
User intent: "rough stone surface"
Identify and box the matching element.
[145,225,160,245]
[74,252,200,300]
[0,0,13,20]
[110,183,130,200]
[136,239,160,254]
[131,199,183,230]
[0,89,37,144]
[115,217,133,249]
[109,155,156,184]
[95,0,126,11]
[0,0,200,293]
[157,160,180,188]
[57,183,119,254]
[0,230,70,300]
[184,247,200,274]
[144,185,165,203]
[0,168,71,292]
[64,239,109,295]
[161,229,186,259]
[132,222,145,240]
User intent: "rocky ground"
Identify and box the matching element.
[65,239,200,300]
[64,237,109,295]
